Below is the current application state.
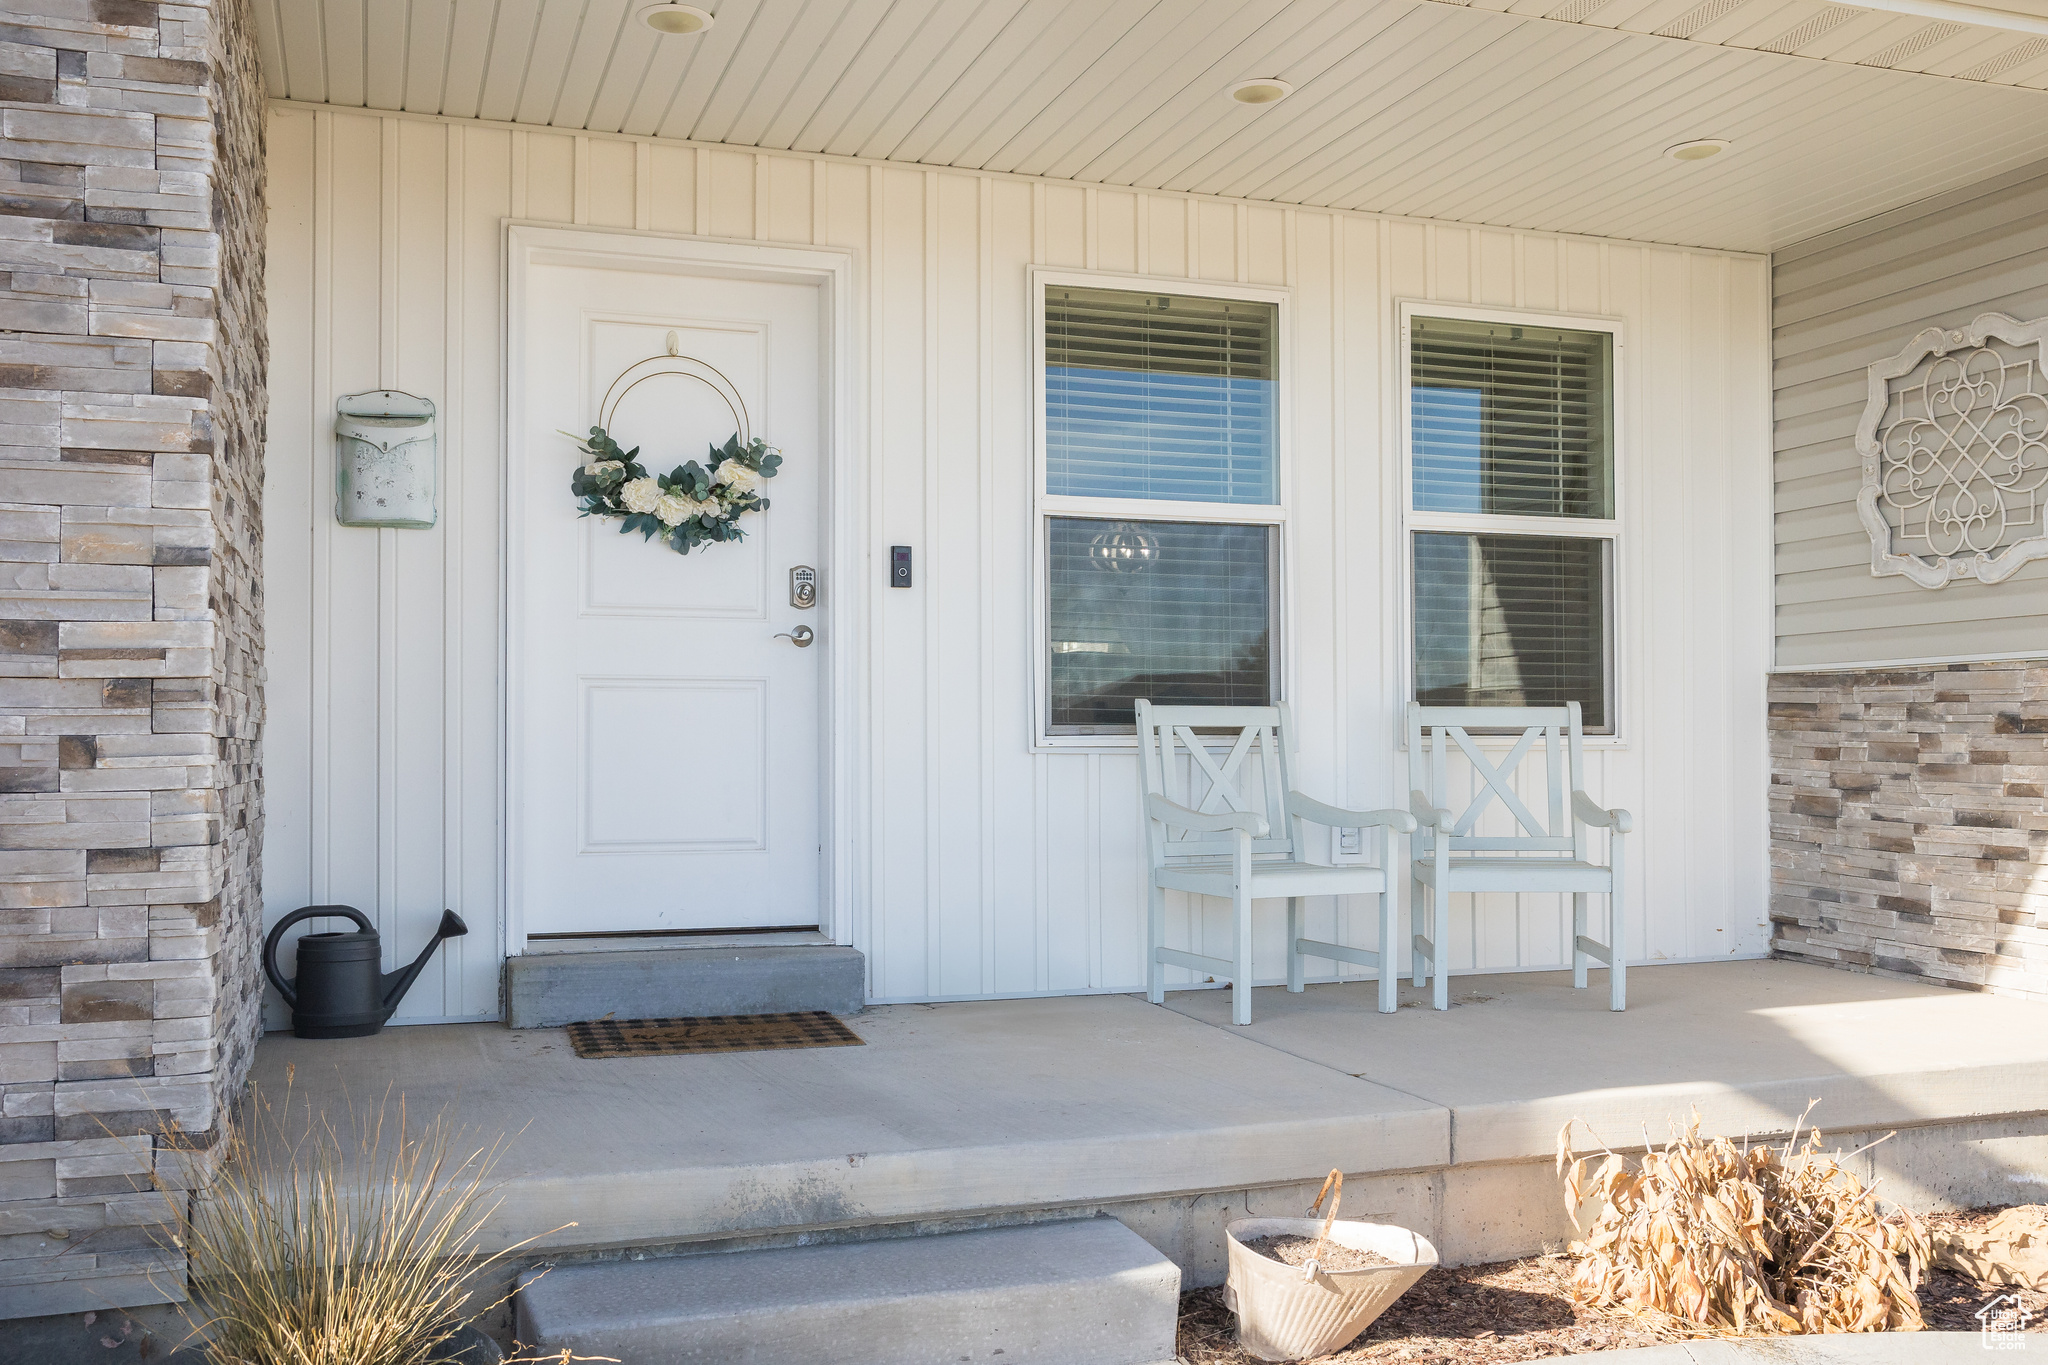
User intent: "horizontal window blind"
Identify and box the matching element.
[1047,286,1276,505]
[1048,519,1272,733]
[1413,532,1608,730]
[1411,316,1612,519]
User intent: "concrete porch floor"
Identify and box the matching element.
[252,960,2048,1283]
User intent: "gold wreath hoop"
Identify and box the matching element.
[598,342,751,447]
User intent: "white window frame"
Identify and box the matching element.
[1397,299,1627,744]
[1030,267,1293,751]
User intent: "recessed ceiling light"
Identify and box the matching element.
[1230,78,1293,105]
[640,3,714,34]
[1666,138,1728,162]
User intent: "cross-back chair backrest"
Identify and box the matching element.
[1407,703,1587,859]
[1135,701,1298,866]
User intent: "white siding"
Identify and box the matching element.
[1772,155,2048,671]
[263,104,1775,1021]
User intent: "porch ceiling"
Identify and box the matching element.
[254,0,2048,252]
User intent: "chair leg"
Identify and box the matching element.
[1286,897,1305,993]
[1377,888,1397,1015]
[1572,892,1588,990]
[1432,888,1451,1011]
[1609,863,1626,1012]
[1232,882,1254,1027]
[1412,882,1427,988]
[1146,883,1166,1005]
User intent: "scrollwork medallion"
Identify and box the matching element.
[1857,312,2048,587]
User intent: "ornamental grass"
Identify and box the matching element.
[155,1069,561,1365]
[1556,1106,1930,1336]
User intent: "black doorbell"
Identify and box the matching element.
[890,545,912,588]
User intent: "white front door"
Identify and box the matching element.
[513,255,824,937]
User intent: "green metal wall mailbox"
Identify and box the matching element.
[335,389,437,528]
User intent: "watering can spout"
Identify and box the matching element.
[380,909,469,1014]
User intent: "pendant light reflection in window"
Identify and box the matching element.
[1087,521,1159,573]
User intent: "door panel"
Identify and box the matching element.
[516,264,823,935]
[580,677,767,852]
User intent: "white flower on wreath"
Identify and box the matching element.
[618,478,663,515]
[714,460,760,496]
[582,460,625,481]
[655,491,718,527]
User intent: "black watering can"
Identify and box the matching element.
[263,906,468,1038]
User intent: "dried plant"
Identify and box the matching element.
[1556,1106,1930,1336]
[154,1068,566,1365]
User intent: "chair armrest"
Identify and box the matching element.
[1288,792,1416,834]
[1572,790,1634,834]
[1410,790,1453,831]
[1146,794,1269,837]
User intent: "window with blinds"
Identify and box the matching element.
[1046,286,1276,505]
[1407,311,1616,733]
[1047,519,1273,733]
[1411,315,1612,519]
[1413,533,1607,729]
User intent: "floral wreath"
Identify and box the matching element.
[567,427,781,554]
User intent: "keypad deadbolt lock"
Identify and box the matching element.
[790,566,817,609]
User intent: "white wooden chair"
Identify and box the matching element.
[1406,702,1633,1012]
[1137,700,1416,1026]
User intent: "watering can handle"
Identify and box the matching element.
[263,905,374,1007]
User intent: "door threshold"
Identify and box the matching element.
[523,928,832,954]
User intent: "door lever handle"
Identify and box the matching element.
[773,625,815,647]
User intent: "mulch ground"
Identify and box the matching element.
[1917,1207,2048,1333]
[1177,1207,2048,1363]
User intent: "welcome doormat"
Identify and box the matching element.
[565,1010,864,1059]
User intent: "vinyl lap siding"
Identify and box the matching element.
[1772,156,2048,670]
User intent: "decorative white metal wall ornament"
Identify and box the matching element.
[1858,312,2048,587]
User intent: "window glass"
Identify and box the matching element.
[1411,315,1612,519]
[1046,286,1276,505]
[1047,518,1272,733]
[1413,532,1607,730]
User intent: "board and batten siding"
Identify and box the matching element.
[1773,156,2048,671]
[263,101,1774,1022]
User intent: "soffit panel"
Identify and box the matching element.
[253,0,2048,251]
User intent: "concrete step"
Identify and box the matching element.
[503,943,865,1028]
[514,1218,1182,1365]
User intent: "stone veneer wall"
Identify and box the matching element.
[0,0,265,1319]
[1770,661,2048,998]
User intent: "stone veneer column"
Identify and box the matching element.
[1771,661,2048,997]
[0,0,265,1319]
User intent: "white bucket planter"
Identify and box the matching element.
[1223,1215,1439,1362]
